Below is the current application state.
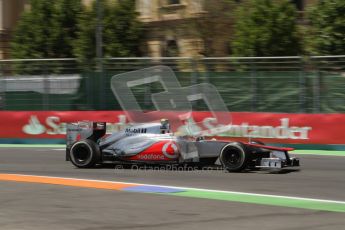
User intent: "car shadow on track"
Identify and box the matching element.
[267,169,301,174]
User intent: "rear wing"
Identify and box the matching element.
[66,121,106,147]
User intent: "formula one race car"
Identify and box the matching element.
[66,120,299,172]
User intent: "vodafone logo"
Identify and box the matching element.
[162,142,178,159]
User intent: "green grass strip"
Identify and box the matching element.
[169,190,345,213]
[0,144,65,148]
[292,150,345,157]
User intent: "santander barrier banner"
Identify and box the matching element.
[0,111,344,144]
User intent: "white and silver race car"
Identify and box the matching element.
[66,120,299,172]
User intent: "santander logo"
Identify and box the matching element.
[22,115,46,135]
[20,114,312,141]
[21,115,127,135]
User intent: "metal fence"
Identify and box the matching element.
[0,56,344,113]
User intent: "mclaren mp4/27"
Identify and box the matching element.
[66,120,299,172]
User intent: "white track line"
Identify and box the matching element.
[2,173,345,205]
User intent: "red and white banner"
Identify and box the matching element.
[0,111,344,144]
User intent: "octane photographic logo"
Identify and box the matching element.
[110,65,232,136]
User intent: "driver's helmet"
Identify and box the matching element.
[160,118,170,133]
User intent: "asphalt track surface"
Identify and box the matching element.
[0,147,345,230]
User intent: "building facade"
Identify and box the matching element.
[0,0,316,59]
[136,0,207,57]
[136,0,317,58]
[0,0,29,59]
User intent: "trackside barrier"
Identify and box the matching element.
[0,111,344,149]
[1,56,345,113]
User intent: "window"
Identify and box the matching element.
[164,40,179,57]
[167,0,180,5]
[291,0,304,11]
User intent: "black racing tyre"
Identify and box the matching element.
[69,139,101,168]
[220,142,249,172]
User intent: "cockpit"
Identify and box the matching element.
[160,118,170,134]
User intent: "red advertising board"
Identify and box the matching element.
[0,111,344,144]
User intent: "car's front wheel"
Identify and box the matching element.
[69,139,100,168]
[220,142,249,172]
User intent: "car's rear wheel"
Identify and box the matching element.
[220,142,248,172]
[69,139,100,168]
